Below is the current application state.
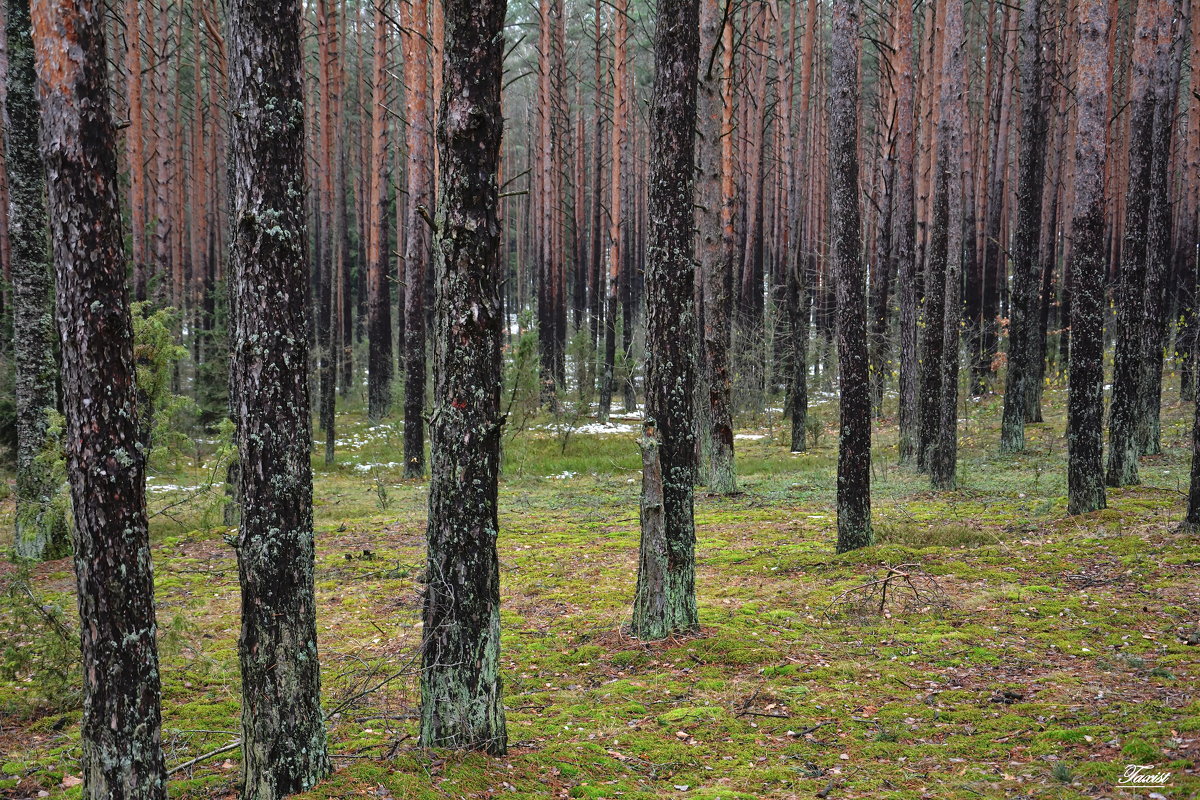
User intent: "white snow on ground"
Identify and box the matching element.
[352,462,401,472]
[533,421,639,436]
[145,481,202,493]
[734,433,766,440]
[545,471,578,480]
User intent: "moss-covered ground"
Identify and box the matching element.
[1,380,1198,799]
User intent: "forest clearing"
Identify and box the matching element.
[2,385,1197,799]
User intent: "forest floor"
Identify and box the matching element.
[0,378,1198,799]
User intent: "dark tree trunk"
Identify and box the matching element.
[401,0,430,478]
[696,0,735,493]
[830,0,872,552]
[870,164,895,416]
[1139,4,1182,458]
[999,0,1047,454]
[8,0,67,561]
[894,0,918,464]
[31,0,167,795]
[420,0,508,754]
[1106,0,1160,487]
[930,0,966,490]
[1067,0,1110,516]
[227,0,332,795]
[917,169,948,473]
[366,0,393,423]
[631,0,700,640]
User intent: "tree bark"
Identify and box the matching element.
[632,0,700,640]
[930,0,967,489]
[401,0,430,477]
[31,0,167,794]
[830,0,871,552]
[1106,0,1161,487]
[367,0,393,423]
[697,0,735,493]
[8,0,68,561]
[1067,0,1110,515]
[999,0,1048,454]
[420,0,508,754]
[227,0,332,795]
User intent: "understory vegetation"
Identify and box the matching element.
[1,372,1196,800]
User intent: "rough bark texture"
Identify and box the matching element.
[696,0,735,493]
[830,0,872,552]
[1067,0,1110,516]
[597,0,626,424]
[8,0,67,561]
[999,0,1047,454]
[1138,2,1181,457]
[1106,0,1159,487]
[401,0,430,478]
[420,0,508,755]
[930,0,966,490]
[227,0,332,795]
[631,0,700,641]
[366,0,393,422]
[31,0,168,795]
[892,0,915,460]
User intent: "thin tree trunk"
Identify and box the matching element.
[32,0,167,794]
[420,0,508,754]
[830,0,871,552]
[1106,0,1162,487]
[598,0,627,423]
[931,0,967,489]
[697,0,735,493]
[367,0,393,422]
[401,0,430,477]
[999,0,1048,453]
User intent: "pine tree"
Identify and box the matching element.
[7,0,68,561]
[631,0,701,640]
[31,0,167,793]
[1067,0,1111,516]
[227,0,331,794]
[420,0,509,754]
[830,0,871,552]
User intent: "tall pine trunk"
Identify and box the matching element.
[999,0,1048,454]
[830,0,871,552]
[32,0,167,793]
[1067,0,1110,516]
[1106,0,1161,487]
[8,0,68,561]
[401,0,430,478]
[631,0,700,640]
[366,0,393,422]
[420,0,508,754]
[930,0,967,489]
[228,0,331,795]
[697,0,735,493]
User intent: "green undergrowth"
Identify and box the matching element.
[0,378,1197,799]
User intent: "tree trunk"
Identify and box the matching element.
[31,0,167,794]
[830,0,871,552]
[401,0,430,477]
[999,0,1048,454]
[632,0,700,640]
[1067,0,1110,515]
[696,0,735,493]
[1106,0,1161,487]
[228,0,331,796]
[930,0,967,489]
[420,0,508,754]
[598,0,627,424]
[366,0,393,422]
[7,0,68,561]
